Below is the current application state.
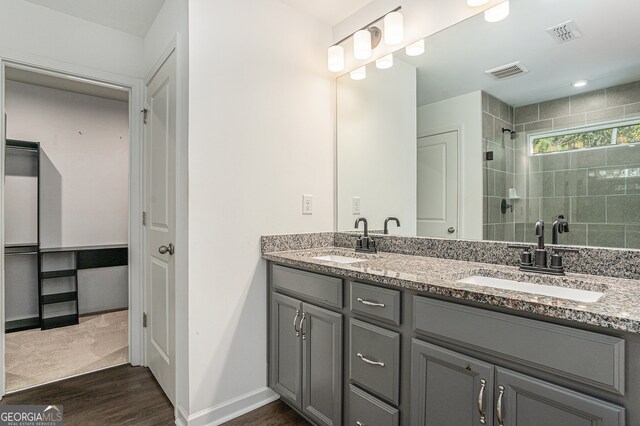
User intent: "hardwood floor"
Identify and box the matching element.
[223,399,310,425]
[1,365,174,426]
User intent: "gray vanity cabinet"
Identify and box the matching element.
[496,368,625,426]
[411,339,494,426]
[270,291,342,426]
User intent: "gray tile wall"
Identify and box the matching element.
[482,92,516,241]
[506,81,640,248]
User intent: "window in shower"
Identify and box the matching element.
[531,121,640,155]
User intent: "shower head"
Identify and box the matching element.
[502,127,519,140]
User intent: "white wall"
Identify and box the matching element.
[332,0,505,73]
[187,0,334,422]
[417,91,483,239]
[5,81,129,247]
[0,0,144,78]
[337,59,417,235]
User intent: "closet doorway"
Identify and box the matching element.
[2,65,132,392]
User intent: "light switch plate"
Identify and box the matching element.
[352,197,361,215]
[302,194,313,215]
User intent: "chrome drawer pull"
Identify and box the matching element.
[357,297,385,308]
[357,353,385,367]
[293,310,300,337]
[496,385,505,426]
[478,378,486,424]
[300,312,307,340]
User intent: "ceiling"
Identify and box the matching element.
[6,67,129,102]
[394,0,640,107]
[279,0,373,26]
[23,0,166,37]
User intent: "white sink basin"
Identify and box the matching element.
[458,275,604,303]
[313,255,367,264]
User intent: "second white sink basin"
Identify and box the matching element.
[313,255,367,264]
[458,275,604,303]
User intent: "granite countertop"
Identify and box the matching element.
[263,247,640,334]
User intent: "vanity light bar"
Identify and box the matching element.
[327,6,402,73]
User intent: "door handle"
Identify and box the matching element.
[447,227,455,234]
[496,385,505,426]
[478,379,486,424]
[158,243,175,255]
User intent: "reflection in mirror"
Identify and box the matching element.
[336,0,640,249]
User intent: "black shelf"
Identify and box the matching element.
[41,269,77,279]
[41,291,78,305]
[6,317,41,333]
[41,314,79,330]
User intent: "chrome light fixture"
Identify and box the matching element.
[484,1,510,22]
[327,7,402,72]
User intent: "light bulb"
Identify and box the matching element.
[327,45,344,72]
[376,54,393,69]
[354,30,372,60]
[405,39,425,56]
[384,12,404,45]
[484,1,509,22]
[350,66,366,80]
[572,80,589,88]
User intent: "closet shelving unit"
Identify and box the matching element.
[5,140,41,333]
[38,248,79,329]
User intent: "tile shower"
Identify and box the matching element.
[483,81,640,248]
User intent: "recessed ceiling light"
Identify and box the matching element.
[572,80,589,88]
[467,0,490,6]
[484,1,509,22]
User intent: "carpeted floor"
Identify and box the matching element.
[5,310,128,392]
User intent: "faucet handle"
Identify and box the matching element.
[553,247,579,254]
[550,247,579,271]
[507,244,533,266]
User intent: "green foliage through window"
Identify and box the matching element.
[532,123,640,154]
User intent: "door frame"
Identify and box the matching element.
[0,50,145,397]
[417,125,464,238]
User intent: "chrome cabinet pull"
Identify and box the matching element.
[357,353,385,367]
[158,243,175,255]
[357,297,385,308]
[300,312,307,340]
[496,385,505,426]
[293,310,300,337]
[478,379,486,424]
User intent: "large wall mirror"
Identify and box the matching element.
[336,0,640,249]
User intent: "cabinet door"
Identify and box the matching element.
[270,292,303,408]
[411,339,494,426]
[496,367,625,426]
[302,303,343,426]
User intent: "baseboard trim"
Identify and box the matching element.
[185,387,279,426]
[175,404,189,426]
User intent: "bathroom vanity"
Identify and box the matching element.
[263,238,640,426]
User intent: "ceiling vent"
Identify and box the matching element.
[547,20,583,44]
[485,61,528,80]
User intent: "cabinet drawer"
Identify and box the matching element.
[272,264,342,308]
[350,281,401,325]
[350,319,401,405]
[413,296,625,394]
[348,385,399,426]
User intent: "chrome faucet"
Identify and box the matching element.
[383,217,400,234]
[508,219,579,276]
[354,217,377,253]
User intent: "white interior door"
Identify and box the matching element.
[145,51,176,403]
[417,131,458,238]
